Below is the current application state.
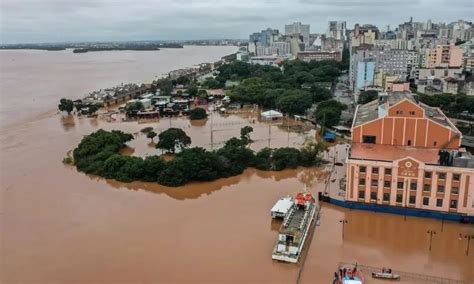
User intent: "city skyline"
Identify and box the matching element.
[1,0,473,44]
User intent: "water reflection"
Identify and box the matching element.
[103,167,324,200]
[60,115,75,131]
[190,118,208,127]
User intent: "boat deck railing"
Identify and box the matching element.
[338,262,469,284]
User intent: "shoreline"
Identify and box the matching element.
[0,46,238,132]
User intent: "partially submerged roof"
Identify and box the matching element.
[261,110,283,118]
[351,143,440,164]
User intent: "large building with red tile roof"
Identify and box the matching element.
[346,91,474,218]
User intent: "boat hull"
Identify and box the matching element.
[271,202,317,263]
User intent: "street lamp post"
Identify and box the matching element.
[340,219,348,239]
[459,234,474,256]
[427,230,436,251]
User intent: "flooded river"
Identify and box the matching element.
[1,48,473,283]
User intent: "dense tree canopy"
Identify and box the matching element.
[154,78,173,96]
[218,60,346,117]
[58,98,74,114]
[418,93,474,116]
[146,131,157,142]
[276,91,313,115]
[156,128,192,153]
[189,108,208,120]
[186,85,198,97]
[71,128,327,187]
[358,90,379,104]
[314,100,347,128]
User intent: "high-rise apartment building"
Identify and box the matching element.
[425,44,463,68]
[327,21,346,41]
[375,49,412,79]
[350,48,376,94]
[285,22,310,44]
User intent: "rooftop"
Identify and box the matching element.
[353,91,458,132]
[351,143,440,164]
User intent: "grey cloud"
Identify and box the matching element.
[0,0,472,43]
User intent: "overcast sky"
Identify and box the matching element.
[1,0,473,44]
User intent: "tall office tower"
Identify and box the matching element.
[285,22,310,45]
[327,21,347,41]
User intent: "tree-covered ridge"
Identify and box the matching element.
[71,128,327,187]
[217,60,344,116]
[417,93,474,116]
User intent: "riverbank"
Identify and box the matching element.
[0,45,238,130]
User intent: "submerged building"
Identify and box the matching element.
[345,92,474,220]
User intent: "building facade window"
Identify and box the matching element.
[359,166,366,173]
[409,195,416,204]
[359,178,366,186]
[410,181,417,191]
[370,192,377,200]
[384,181,390,188]
[396,194,403,203]
[383,193,390,202]
[371,179,378,187]
[425,172,432,179]
[437,185,445,193]
[450,200,458,209]
[372,167,379,174]
[438,172,446,180]
[452,187,459,194]
[397,181,404,189]
[423,184,431,192]
[358,191,365,199]
[423,197,429,206]
[385,168,392,175]
[453,174,460,181]
[436,199,443,207]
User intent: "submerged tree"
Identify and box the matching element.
[147,131,157,142]
[189,108,208,120]
[240,126,254,146]
[58,98,74,114]
[156,128,191,153]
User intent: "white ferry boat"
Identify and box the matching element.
[271,192,317,263]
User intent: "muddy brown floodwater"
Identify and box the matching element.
[1,49,474,284]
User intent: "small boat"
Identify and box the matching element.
[336,264,365,284]
[372,272,400,281]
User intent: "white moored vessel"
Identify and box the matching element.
[270,196,295,218]
[271,192,317,263]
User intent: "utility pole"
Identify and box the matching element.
[287,115,290,147]
[339,219,348,239]
[268,120,272,148]
[459,234,474,256]
[210,113,214,150]
[427,230,436,251]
